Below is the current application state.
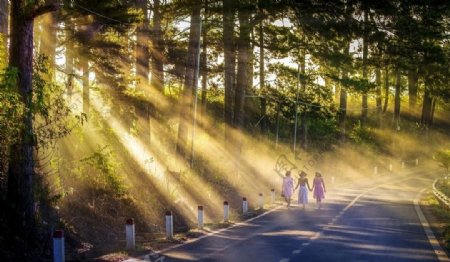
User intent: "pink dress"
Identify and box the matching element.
[313,177,325,201]
[282,176,294,198]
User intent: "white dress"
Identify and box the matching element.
[282,177,294,198]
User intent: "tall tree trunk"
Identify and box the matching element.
[421,78,433,127]
[150,0,164,94]
[223,0,235,140]
[339,41,350,139]
[136,0,150,144]
[7,0,57,243]
[375,66,382,114]
[79,23,96,117]
[408,68,418,112]
[361,11,369,123]
[200,2,208,114]
[176,3,201,157]
[394,68,401,124]
[81,56,89,115]
[383,65,389,113]
[259,20,267,135]
[234,8,250,130]
[300,49,307,149]
[40,12,57,79]
[430,98,436,126]
[66,32,74,98]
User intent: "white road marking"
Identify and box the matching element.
[414,189,450,262]
[292,250,301,254]
[279,258,290,262]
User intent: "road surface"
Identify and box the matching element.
[129,167,449,262]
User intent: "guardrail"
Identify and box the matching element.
[432,178,450,209]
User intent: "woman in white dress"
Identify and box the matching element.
[295,171,311,209]
[281,171,294,207]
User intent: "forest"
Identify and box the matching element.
[0,0,449,261]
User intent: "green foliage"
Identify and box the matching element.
[349,121,378,150]
[0,68,24,147]
[33,55,82,149]
[308,118,338,150]
[80,145,128,197]
[435,150,450,172]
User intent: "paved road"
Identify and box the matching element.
[133,168,448,262]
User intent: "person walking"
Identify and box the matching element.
[295,171,311,209]
[281,171,294,208]
[312,172,326,209]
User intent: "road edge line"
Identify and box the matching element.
[414,188,450,262]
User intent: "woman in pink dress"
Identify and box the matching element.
[311,172,326,209]
[281,171,294,207]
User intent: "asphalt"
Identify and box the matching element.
[128,168,448,262]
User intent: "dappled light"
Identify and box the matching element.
[0,1,449,261]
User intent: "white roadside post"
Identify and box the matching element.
[197,206,204,229]
[402,161,405,168]
[270,189,275,203]
[331,176,335,185]
[53,230,65,262]
[258,193,264,209]
[389,164,393,172]
[374,166,378,175]
[242,198,248,214]
[165,211,173,239]
[416,158,419,166]
[125,218,135,250]
[223,201,229,222]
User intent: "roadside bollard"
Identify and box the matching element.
[165,211,173,239]
[258,193,264,209]
[271,189,275,203]
[389,164,393,172]
[242,198,248,214]
[197,206,204,229]
[125,218,135,250]
[402,162,405,168]
[416,159,419,166]
[223,201,229,222]
[331,176,335,184]
[53,230,65,262]
[374,166,378,175]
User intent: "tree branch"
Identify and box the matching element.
[28,3,58,19]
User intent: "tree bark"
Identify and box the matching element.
[234,8,250,130]
[81,55,89,115]
[361,11,369,123]
[300,49,307,149]
[136,0,151,143]
[223,0,235,140]
[150,0,164,94]
[200,2,208,114]
[7,0,57,243]
[259,20,267,135]
[421,78,433,127]
[375,66,382,114]
[383,65,389,113]
[39,12,57,79]
[394,68,401,123]
[338,41,350,138]
[176,3,201,157]
[408,68,418,112]
[66,32,74,98]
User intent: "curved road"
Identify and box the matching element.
[129,167,449,262]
